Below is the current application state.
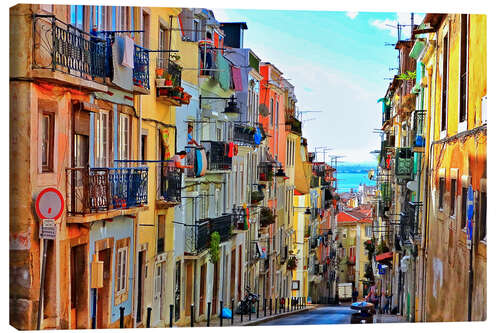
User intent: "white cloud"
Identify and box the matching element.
[370,13,426,39]
[346,12,358,19]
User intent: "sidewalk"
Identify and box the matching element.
[373,313,406,323]
[191,304,318,327]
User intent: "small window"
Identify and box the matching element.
[461,187,467,229]
[438,177,445,210]
[441,33,449,132]
[116,247,128,295]
[450,178,457,216]
[141,134,147,163]
[365,226,372,238]
[276,101,279,128]
[119,114,131,161]
[270,98,274,125]
[40,112,55,173]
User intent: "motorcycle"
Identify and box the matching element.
[235,287,259,314]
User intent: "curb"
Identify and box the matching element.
[241,305,319,326]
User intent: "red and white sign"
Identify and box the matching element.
[35,188,64,221]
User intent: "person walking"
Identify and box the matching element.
[383,289,392,314]
[352,287,359,303]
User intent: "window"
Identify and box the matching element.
[119,113,131,161]
[141,9,150,48]
[438,177,445,210]
[116,246,128,295]
[70,5,84,29]
[40,112,54,173]
[95,110,110,167]
[441,33,449,132]
[461,186,468,229]
[479,190,486,241]
[193,20,200,41]
[270,98,274,125]
[459,14,469,125]
[157,215,165,254]
[365,226,372,238]
[275,101,279,128]
[450,178,457,217]
[141,133,147,162]
[89,6,104,31]
[159,22,169,69]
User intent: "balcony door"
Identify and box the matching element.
[95,110,111,168]
[72,108,90,213]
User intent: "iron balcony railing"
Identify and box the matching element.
[233,124,257,145]
[184,214,235,255]
[411,110,426,149]
[310,175,320,188]
[260,257,270,274]
[200,141,232,171]
[395,147,414,179]
[157,165,182,203]
[156,58,182,88]
[133,44,150,90]
[66,166,148,215]
[185,218,211,254]
[33,15,107,81]
[285,115,302,135]
[257,162,274,182]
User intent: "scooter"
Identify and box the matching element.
[235,287,259,314]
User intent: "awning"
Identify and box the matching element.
[375,251,393,262]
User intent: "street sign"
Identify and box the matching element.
[466,185,474,249]
[35,187,64,220]
[39,219,57,240]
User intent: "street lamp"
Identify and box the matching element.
[199,95,240,117]
[293,206,312,215]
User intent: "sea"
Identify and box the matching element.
[336,172,376,193]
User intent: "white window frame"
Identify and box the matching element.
[440,26,450,139]
[458,14,469,133]
[116,247,128,295]
[95,110,110,167]
[119,113,131,161]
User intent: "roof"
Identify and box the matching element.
[219,22,248,30]
[336,209,372,224]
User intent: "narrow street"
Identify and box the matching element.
[261,306,356,325]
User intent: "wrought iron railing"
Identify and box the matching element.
[260,258,270,273]
[285,115,302,135]
[310,175,320,188]
[157,165,182,203]
[200,141,232,171]
[66,166,148,215]
[210,214,234,243]
[33,15,107,80]
[411,110,426,148]
[395,147,414,179]
[185,219,211,254]
[133,44,150,90]
[233,124,257,145]
[257,162,274,182]
[156,58,182,87]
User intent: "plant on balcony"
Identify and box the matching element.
[375,239,390,255]
[181,92,192,105]
[156,67,164,77]
[251,190,264,204]
[170,54,181,62]
[209,231,221,264]
[286,256,298,270]
[259,207,275,227]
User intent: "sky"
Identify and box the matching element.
[212,9,424,165]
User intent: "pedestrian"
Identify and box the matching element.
[383,289,392,314]
[352,287,358,303]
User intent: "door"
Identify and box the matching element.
[212,262,219,315]
[136,250,145,324]
[97,248,111,329]
[70,244,87,329]
[185,262,193,317]
[199,263,206,316]
[153,263,164,322]
[160,262,166,320]
[237,246,242,300]
[175,261,181,321]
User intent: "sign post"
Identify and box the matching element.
[466,185,474,322]
[35,188,64,330]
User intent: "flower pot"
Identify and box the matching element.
[165,80,173,87]
[156,68,164,77]
[155,78,166,87]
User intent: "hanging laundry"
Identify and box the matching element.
[231,66,243,91]
[122,35,135,69]
[111,36,133,91]
[228,142,234,158]
[254,126,262,145]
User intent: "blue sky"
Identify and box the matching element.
[213,9,424,164]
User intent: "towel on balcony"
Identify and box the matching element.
[122,36,135,69]
[231,66,243,91]
[112,36,133,91]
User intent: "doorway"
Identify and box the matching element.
[136,250,145,324]
[70,244,88,329]
[230,249,236,301]
[97,248,112,329]
[212,262,219,315]
[199,263,207,316]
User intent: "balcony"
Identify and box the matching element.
[260,258,270,274]
[259,207,276,228]
[32,15,107,90]
[200,141,232,171]
[185,213,235,255]
[310,175,320,188]
[66,167,148,222]
[411,110,426,152]
[380,182,392,203]
[233,123,259,146]
[185,219,211,255]
[285,115,302,135]
[257,162,274,182]
[32,15,151,93]
[156,166,182,208]
[155,58,185,106]
[395,148,414,180]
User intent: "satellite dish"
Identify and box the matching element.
[259,104,269,116]
[407,180,418,192]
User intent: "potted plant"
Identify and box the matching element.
[251,190,264,204]
[156,67,164,77]
[181,92,192,104]
[165,73,173,87]
[286,256,298,270]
